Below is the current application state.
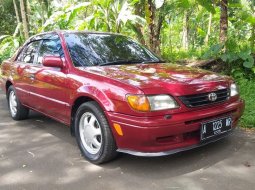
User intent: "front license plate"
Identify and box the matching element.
[201,116,232,141]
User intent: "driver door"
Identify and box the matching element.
[30,36,70,124]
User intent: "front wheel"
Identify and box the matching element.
[7,86,29,120]
[74,101,118,164]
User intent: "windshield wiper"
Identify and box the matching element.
[100,59,165,66]
[100,60,144,66]
[141,60,166,64]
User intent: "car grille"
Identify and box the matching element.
[179,88,230,108]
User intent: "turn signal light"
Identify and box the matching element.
[113,123,123,136]
[126,95,150,112]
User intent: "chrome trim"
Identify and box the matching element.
[16,87,70,107]
[16,87,29,94]
[117,129,234,157]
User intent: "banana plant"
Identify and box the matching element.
[0,34,20,63]
[39,2,91,32]
[78,0,145,33]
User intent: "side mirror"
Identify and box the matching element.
[42,56,63,68]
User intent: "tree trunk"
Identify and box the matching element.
[169,19,173,54]
[251,25,255,52]
[219,0,228,45]
[204,13,212,46]
[26,0,31,31]
[251,3,255,53]
[13,0,22,37]
[146,0,162,55]
[147,0,156,52]
[20,0,29,39]
[13,0,21,23]
[154,15,163,54]
[39,0,45,25]
[182,10,189,50]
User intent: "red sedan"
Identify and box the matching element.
[0,31,245,164]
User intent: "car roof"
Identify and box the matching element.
[59,30,124,36]
[29,30,124,42]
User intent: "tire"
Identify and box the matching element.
[7,86,29,120]
[74,101,118,164]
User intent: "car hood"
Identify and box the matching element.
[78,63,232,95]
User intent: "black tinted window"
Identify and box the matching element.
[37,38,64,65]
[64,33,160,67]
[22,41,41,64]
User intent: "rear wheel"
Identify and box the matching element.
[74,101,117,164]
[7,86,29,120]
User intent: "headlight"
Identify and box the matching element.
[230,83,239,97]
[147,95,179,110]
[127,94,179,111]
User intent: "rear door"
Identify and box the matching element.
[14,40,41,106]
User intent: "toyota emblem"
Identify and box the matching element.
[208,93,217,101]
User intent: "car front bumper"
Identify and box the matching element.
[105,99,245,156]
[117,129,234,156]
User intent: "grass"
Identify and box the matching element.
[237,78,255,128]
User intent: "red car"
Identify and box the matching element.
[0,31,244,164]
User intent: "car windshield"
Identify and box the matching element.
[64,33,162,67]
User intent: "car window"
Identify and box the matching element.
[64,33,161,67]
[22,41,41,64]
[37,38,64,65]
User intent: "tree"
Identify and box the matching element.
[0,0,254,75]
[146,0,157,53]
[204,12,212,45]
[20,0,29,39]
[13,0,22,37]
[219,0,228,45]
[145,0,170,54]
[240,0,255,52]
[0,0,16,35]
[182,10,189,50]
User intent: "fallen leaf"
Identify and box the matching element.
[27,151,35,158]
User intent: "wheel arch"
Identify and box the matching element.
[5,80,13,96]
[6,80,13,91]
[70,90,114,136]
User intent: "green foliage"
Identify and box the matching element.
[196,0,216,14]
[237,78,255,128]
[0,0,254,128]
[201,39,255,79]
[162,46,204,62]
[0,35,21,63]
[40,2,91,31]
[0,0,16,35]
